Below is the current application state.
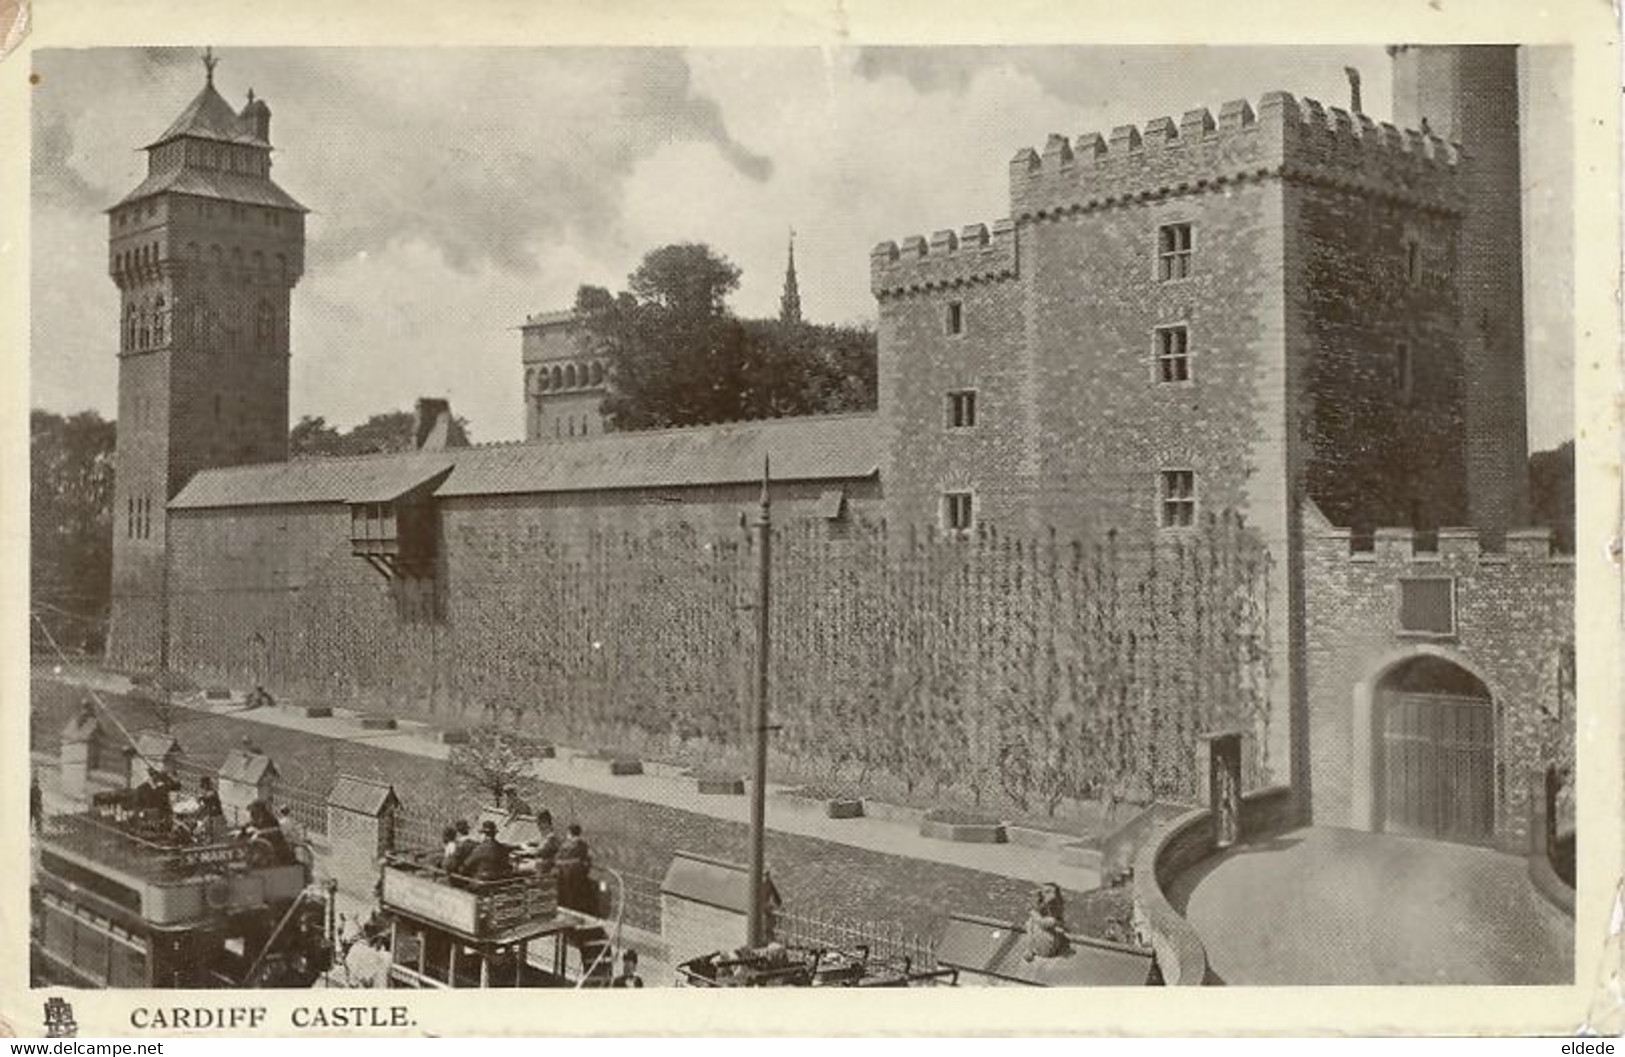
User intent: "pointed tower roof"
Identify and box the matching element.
[144,49,270,149]
[115,48,306,213]
[147,82,268,148]
[779,228,803,326]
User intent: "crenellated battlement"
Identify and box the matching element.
[870,219,1018,298]
[1303,501,1569,566]
[1010,92,1462,222]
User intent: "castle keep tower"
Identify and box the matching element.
[106,52,307,668]
[1391,45,1529,539]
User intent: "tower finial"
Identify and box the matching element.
[202,47,219,86]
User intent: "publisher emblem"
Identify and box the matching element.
[43,997,78,1039]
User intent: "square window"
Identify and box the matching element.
[946,301,964,336]
[1155,325,1191,383]
[943,491,975,533]
[1158,223,1193,281]
[1399,578,1455,636]
[947,390,977,428]
[1159,470,1197,528]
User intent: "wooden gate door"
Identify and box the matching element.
[1381,690,1495,843]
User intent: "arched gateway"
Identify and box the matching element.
[1374,655,1496,844]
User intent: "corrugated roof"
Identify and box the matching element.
[131,731,182,759]
[171,453,456,510]
[115,167,308,213]
[146,82,269,149]
[61,707,105,742]
[660,852,781,914]
[170,415,879,510]
[328,775,400,816]
[435,414,879,498]
[219,748,277,785]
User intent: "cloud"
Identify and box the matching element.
[31,48,774,279]
[30,111,103,213]
[276,48,773,276]
[852,45,1394,125]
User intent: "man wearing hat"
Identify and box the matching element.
[459,819,513,881]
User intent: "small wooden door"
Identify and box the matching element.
[1381,690,1495,843]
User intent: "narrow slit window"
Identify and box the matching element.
[947,390,977,428]
[945,301,964,336]
[943,491,975,533]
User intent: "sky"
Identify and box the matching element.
[30,46,1573,448]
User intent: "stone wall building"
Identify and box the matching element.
[102,46,1570,853]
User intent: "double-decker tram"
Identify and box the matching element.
[377,843,613,989]
[31,790,331,988]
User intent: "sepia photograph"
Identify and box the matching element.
[7,0,1619,1037]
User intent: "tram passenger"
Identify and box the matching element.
[611,949,644,988]
[239,799,294,866]
[556,824,592,912]
[196,776,226,841]
[460,820,512,881]
[502,785,535,819]
[440,824,461,873]
[449,819,476,873]
[533,810,561,869]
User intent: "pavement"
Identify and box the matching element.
[34,660,1102,895]
[1164,825,1574,985]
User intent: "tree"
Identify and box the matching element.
[1529,440,1575,553]
[290,409,473,458]
[582,242,877,431]
[447,724,539,807]
[31,409,116,653]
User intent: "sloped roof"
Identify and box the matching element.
[114,167,307,213]
[934,913,1155,986]
[328,775,400,816]
[171,453,457,509]
[61,706,106,742]
[219,748,278,785]
[170,415,880,510]
[660,852,782,914]
[437,414,879,498]
[146,82,268,149]
[131,731,182,759]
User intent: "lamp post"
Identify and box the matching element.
[747,455,772,947]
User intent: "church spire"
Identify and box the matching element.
[779,228,802,326]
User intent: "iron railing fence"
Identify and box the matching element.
[775,906,938,970]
